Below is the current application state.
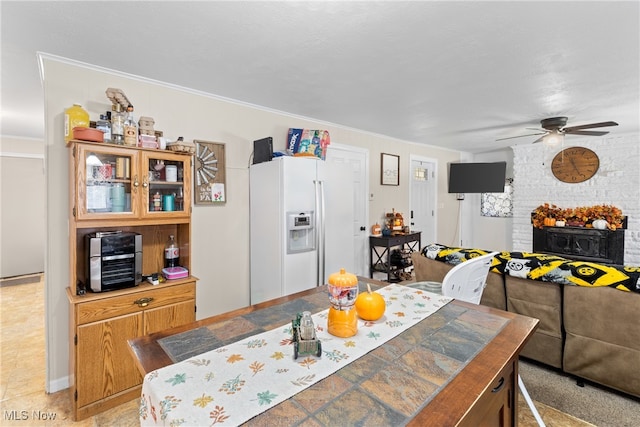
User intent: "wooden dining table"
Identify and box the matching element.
[128,278,538,426]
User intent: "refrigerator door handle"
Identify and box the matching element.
[319,180,326,285]
[314,180,321,286]
[314,179,326,286]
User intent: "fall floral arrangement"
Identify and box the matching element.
[532,203,624,230]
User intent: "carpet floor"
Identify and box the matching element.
[519,359,640,427]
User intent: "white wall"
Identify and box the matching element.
[512,135,640,264]
[0,137,45,277]
[465,148,514,251]
[41,56,463,391]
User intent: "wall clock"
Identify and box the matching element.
[551,147,599,183]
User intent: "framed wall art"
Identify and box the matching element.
[194,140,226,204]
[381,153,400,186]
[481,179,513,217]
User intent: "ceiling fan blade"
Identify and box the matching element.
[564,130,610,136]
[496,132,546,141]
[562,121,618,132]
[531,135,545,144]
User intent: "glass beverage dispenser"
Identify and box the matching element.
[327,268,359,338]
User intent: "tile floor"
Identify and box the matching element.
[0,275,593,426]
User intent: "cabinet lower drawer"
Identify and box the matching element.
[76,282,196,325]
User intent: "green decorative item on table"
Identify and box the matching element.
[291,311,321,360]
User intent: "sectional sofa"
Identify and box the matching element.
[410,244,640,398]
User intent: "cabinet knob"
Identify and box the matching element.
[142,178,148,188]
[134,297,154,307]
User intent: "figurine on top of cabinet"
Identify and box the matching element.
[385,209,405,235]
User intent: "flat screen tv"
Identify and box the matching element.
[448,161,507,193]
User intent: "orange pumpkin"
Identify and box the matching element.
[355,283,386,321]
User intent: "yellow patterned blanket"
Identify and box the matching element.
[421,243,640,293]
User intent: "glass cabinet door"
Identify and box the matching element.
[142,151,191,217]
[76,144,139,220]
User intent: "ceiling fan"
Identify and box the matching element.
[497,117,618,144]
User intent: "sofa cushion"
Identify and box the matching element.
[563,285,640,397]
[505,275,563,368]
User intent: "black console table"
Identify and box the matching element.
[533,226,625,265]
[370,232,421,282]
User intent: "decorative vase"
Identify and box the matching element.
[592,219,608,230]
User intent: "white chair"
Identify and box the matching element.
[440,252,499,305]
[441,251,546,427]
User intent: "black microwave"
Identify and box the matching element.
[85,231,142,292]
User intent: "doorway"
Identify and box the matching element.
[0,153,45,277]
[409,156,437,246]
[326,144,369,276]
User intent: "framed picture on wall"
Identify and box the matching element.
[381,153,400,186]
[194,140,226,204]
[481,179,513,217]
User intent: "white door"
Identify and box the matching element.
[326,145,369,276]
[410,156,437,246]
[319,160,354,282]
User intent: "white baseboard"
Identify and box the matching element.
[47,376,69,393]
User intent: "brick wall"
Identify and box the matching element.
[512,134,640,264]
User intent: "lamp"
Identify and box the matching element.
[86,153,103,166]
[542,130,564,147]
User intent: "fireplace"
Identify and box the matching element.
[533,226,625,265]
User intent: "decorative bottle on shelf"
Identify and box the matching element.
[64,104,89,143]
[123,105,138,147]
[111,104,125,145]
[153,191,162,211]
[164,235,179,268]
[175,188,184,211]
[96,114,112,143]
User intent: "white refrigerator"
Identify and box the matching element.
[250,156,354,304]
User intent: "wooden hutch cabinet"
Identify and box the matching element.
[66,140,197,420]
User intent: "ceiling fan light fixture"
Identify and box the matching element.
[543,130,564,147]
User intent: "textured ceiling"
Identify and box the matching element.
[2,1,639,153]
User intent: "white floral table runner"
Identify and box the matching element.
[140,284,452,426]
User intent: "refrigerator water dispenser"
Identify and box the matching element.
[287,211,315,254]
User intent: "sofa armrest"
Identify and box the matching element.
[411,252,450,282]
